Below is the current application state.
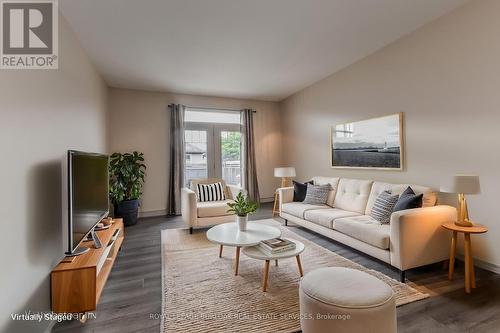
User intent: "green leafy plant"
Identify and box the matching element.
[109,152,146,204]
[227,192,257,217]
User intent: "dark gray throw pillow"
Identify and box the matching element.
[370,190,400,224]
[293,180,313,202]
[393,186,423,212]
[303,183,331,205]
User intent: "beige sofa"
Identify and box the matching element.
[181,178,243,234]
[279,177,457,282]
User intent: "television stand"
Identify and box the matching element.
[65,246,90,257]
[84,229,102,249]
[51,218,124,315]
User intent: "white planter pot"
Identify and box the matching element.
[237,215,248,231]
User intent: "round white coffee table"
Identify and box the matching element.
[242,238,305,292]
[206,222,281,275]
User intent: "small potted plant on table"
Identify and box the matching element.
[227,192,257,231]
[109,151,146,226]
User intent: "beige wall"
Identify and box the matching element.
[0,16,108,332]
[280,0,500,269]
[108,88,283,214]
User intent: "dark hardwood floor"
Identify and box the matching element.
[53,203,500,333]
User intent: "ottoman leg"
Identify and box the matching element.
[263,260,270,292]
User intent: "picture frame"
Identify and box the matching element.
[330,113,404,170]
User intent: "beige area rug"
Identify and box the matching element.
[161,219,428,333]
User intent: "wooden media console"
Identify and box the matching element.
[51,218,124,314]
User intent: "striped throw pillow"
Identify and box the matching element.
[196,182,226,202]
[370,191,399,224]
[303,183,331,205]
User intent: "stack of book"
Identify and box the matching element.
[259,238,296,255]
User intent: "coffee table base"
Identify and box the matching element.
[261,255,303,292]
[218,245,242,276]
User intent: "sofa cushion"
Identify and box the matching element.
[391,184,436,207]
[333,216,391,250]
[293,180,313,202]
[370,191,399,224]
[312,177,340,207]
[197,199,234,218]
[393,186,423,212]
[303,183,331,205]
[304,209,361,228]
[365,182,394,215]
[365,182,437,215]
[282,202,330,219]
[333,178,373,214]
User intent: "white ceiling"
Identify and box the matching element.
[60,0,468,101]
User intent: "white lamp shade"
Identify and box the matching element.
[440,174,481,194]
[274,167,296,178]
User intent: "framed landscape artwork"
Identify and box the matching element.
[330,113,404,170]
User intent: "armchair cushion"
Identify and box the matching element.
[191,178,230,199]
[197,199,235,218]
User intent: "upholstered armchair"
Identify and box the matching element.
[181,178,244,234]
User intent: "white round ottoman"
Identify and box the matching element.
[299,267,396,333]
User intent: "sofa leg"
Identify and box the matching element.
[284,219,288,226]
[189,227,193,234]
[400,270,406,283]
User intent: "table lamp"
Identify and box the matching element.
[440,174,481,227]
[274,167,296,187]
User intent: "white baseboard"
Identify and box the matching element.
[456,254,500,274]
[138,209,167,218]
[138,197,274,218]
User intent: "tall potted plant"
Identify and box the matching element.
[109,151,146,226]
[227,192,257,231]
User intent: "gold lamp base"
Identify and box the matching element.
[455,193,473,227]
[455,219,473,227]
[281,177,292,188]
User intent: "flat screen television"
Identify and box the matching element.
[66,150,109,256]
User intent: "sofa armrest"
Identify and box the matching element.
[226,184,245,200]
[390,205,457,270]
[181,187,198,227]
[278,187,294,213]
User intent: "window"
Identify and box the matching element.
[184,108,242,187]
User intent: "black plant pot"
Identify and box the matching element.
[114,199,140,226]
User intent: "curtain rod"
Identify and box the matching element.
[183,105,257,113]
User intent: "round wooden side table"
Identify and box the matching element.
[442,222,488,293]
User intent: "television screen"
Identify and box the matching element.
[68,150,109,254]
